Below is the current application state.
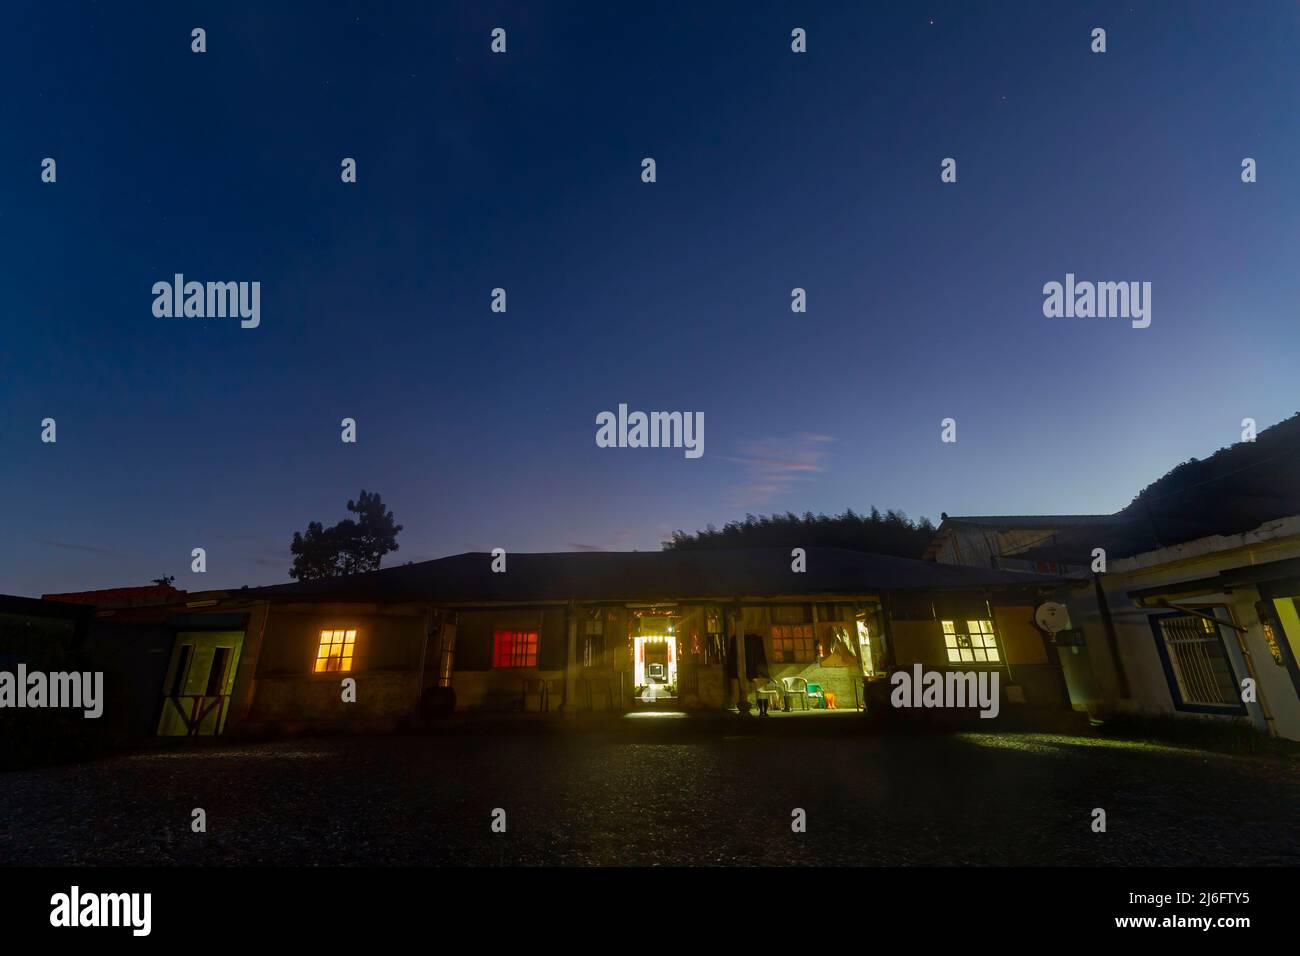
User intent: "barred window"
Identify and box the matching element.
[582,615,605,667]
[1153,612,1240,710]
[704,609,725,665]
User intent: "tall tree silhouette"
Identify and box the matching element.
[289,490,403,580]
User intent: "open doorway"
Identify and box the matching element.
[633,616,678,705]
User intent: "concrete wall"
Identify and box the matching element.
[887,603,1064,707]
[450,607,568,711]
[1052,528,1300,741]
[241,604,426,732]
[214,592,1081,725]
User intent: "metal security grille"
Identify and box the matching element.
[1157,615,1238,707]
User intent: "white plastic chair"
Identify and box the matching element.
[754,678,783,713]
[779,676,811,711]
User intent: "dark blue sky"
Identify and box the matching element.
[4,1,1298,596]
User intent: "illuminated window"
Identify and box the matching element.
[493,630,539,668]
[942,620,1000,663]
[314,629,357,673]
[771,624,815,662]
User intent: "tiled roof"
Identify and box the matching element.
[41,584,186,608]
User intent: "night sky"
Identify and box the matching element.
[4,2,1298,597]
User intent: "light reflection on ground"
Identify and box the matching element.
[956,732,1220,759]
[127,748,329,760]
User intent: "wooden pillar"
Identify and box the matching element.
[225,601,270,734]
[563,603,580,712]
[731,605,751,715]
[412,605,433,721]
[849,602,869,709]
[438,615,458,686]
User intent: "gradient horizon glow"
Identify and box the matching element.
[4,1,1299,596]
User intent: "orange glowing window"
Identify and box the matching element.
[314,628,357,673]
[493,630,539,668]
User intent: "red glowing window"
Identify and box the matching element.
[492,630,538,669]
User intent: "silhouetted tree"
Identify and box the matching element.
[151,575,176,587]
[663,508,935,558]
[289,490,403,580]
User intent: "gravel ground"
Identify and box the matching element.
[3,727,1297,866]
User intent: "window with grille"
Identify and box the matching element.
[1152,611,1242,712]
[492,630,539,668]
[704,609,725,665]
[771,623,815,662]
[942,620,1000,663]
[314,629,357,673]
[582,615,605,667]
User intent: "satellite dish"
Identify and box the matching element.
[1035,602,1071,635]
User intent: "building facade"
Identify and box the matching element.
[18,549,1072,740]
[929,514,1300,741]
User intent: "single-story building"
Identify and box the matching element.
[15,549,1074,739]
[928,514,1300,741]
[0,592,179,764]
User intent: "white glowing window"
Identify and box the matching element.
[942,620,1000,663]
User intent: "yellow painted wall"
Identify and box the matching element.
[890,610,1045,667]
[994,606,1048,664]
[1273,597,1300,666]
[890,620,944,665]
[256,609,422,676]
[244,608,425,728]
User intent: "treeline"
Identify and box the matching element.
[663,508,936,558]
[1120,411,1300,543]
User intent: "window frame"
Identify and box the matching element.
[582,614,605,668]
[1148,607,1246,715]
[941,619,1001,665]
[771,623,816,663]
[492,629,540,669]
[314,628,357,674]
[703,609,725,666]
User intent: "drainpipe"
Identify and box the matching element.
[849,601,869,707]
[562,602,580,714]
[878,593,895,671]
[986,594,1014,686]
[1093,574,1130,698]
[411,604,433,722]
[1229,627,1274,737]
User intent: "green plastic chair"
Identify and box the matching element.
[806,682,827,709]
